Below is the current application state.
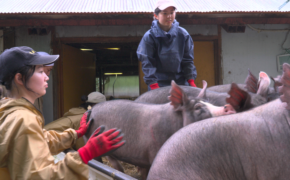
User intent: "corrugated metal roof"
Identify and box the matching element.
[0,0,289,14]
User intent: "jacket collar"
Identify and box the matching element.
[151,19,179,38]
[0,97,44,124]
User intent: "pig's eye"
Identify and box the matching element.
[194,103,203,110]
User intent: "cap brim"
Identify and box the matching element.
[158,4,176,10]
[29,54,59,66]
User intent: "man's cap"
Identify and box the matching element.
[155,0,177,10]
[0,46,59,85]
[38,51,54,67]
[87,92,106,104]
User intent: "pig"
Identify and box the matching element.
[147,64,290,180]
[135,86,267,108]
[84,81,240,180]
[207,69,257,93]
[207,69,279,102]
[135,72,271,110]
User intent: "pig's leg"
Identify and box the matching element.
[139,167,150,180]
[107,156,124,172]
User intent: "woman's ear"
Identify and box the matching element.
[154,13,159,20]
[14,73,24,86]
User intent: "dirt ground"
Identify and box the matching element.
[102,157,141,179]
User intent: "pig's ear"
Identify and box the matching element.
[197,80,207,99]
[271,75,282,93]
[257,71,271,97]
[244,69,258,93]
[226,83,253,112]
[168,80,187,111]
[278,63,290,109]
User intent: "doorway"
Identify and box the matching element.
[60,44,96,114]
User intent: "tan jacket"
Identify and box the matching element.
[0,98,88,180]
[44,107,87,150]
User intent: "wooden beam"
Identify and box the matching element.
[50,26,63,119]
[191,35,219,41]
[1,17,290,27]
[57,37,142,43]
[57,36,219,44]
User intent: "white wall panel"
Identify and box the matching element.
[222,24,290,85]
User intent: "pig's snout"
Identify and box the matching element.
[201,101,236,117]
[212,104,236,116]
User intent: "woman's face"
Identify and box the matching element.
[27,65,49,98]
[155,6,176,30]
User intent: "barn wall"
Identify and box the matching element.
[222,24,290,85]
[15,27,54,124]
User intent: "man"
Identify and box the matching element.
[44,91,106,150]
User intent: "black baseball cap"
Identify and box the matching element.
[0,46,59,85]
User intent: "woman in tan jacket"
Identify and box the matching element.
[0,46,125,180]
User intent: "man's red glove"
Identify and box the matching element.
[150,83,160,90]
[78,126,125,164]
[75,110,92,138]
[187,79,197,87]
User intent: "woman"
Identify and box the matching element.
[0,46,125,179]
[137,0,197,90]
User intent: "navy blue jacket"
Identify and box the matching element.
[137,20,197,87]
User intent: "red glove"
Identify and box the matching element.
[150,83,160,90]
[78,127,125,164]
[75,110,92,138]
[188,79,197,87]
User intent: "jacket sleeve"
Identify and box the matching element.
[181,35,197,80]
[7,111,88,180]
[137,34,158,85]
[43,128,78,155]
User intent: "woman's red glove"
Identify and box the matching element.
[187,79,197,87]
[78,126,125,164]
[75,110,92,138]
[150,83,160,90]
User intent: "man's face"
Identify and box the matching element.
[43,66,53,76]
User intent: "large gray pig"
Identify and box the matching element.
[84,81,239,180]
[147,64,290,180]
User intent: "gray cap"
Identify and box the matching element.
[0,46,59,85]
[38,51,54,66]
[86,92,106,103]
